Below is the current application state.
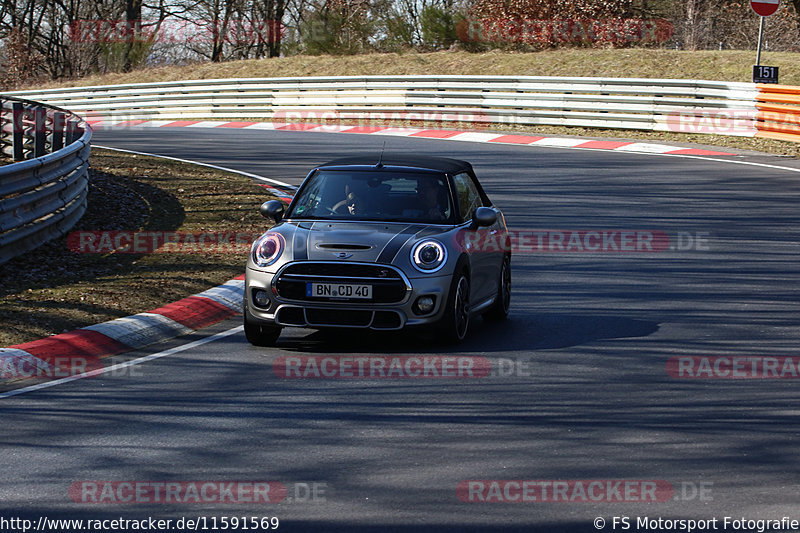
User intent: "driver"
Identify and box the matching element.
[331,185,360,215]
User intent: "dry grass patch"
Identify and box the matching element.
[31,49,800,89]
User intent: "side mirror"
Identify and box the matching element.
[471,206,497,228]
[260,200,284,223]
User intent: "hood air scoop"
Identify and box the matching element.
[317,243,373,250]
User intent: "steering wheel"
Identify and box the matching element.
[326,204,350,215]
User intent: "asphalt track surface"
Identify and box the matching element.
[2,128,800,532]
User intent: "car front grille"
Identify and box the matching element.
[274,262,409,304]
[275,306,404,330]
[305,308,373,326]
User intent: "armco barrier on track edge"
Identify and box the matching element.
[755,84,800,143]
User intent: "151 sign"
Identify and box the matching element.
[753,65,779,84]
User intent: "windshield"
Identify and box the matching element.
[286,170,455,224]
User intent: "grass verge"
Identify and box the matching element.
[0,149,276,347]
[30,50,800,88]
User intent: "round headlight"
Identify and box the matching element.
[411,239,447,273]
[252,233,284,267]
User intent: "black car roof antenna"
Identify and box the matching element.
[376,141,386,168]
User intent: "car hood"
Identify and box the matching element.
[280,220,443,263]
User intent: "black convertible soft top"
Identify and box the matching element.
[318,154,474,175]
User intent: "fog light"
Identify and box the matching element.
[254,289,270,308]
[414,295,436,315]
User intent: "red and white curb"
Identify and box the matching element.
[88,119,738,157]
[0,276,245,383]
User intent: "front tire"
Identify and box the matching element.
[438,268,470,343]
[244,308,282,346]
[483,254,511,322]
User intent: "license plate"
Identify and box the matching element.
[306,282,372,299]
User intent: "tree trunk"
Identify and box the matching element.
[123,0,142,72]
[269,0,286,57]
[684,0,708,50]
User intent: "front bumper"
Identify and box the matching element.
[245,262,451,330]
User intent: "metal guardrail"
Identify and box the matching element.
[7,76,763,137]
[0,76,793,266]
[0,96,91,265]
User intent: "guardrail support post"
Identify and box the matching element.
[66,120,80,145]
[52,112,65,151]
[12,102,24,161]
[34,107,47,158]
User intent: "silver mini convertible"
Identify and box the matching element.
[244,155,511,346]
